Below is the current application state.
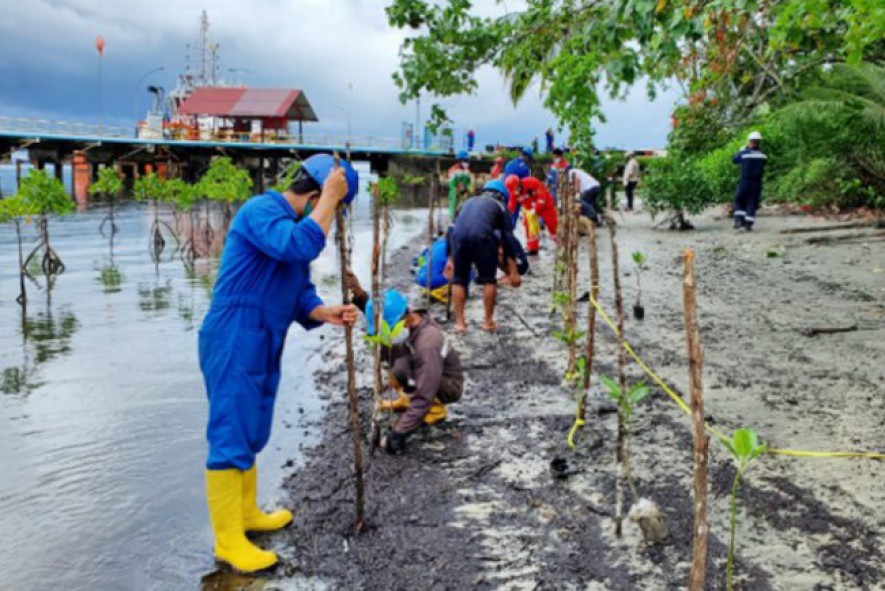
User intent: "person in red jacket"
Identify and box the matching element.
[505,174,558,254]
[490,156,505,179]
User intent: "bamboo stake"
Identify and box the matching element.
[579,220,600,418]
[566,191,580,375]
[437,161,453,322]
[551,172,568,301]
[381,205,391,292]
[426,166,436,310]
[333,152,365,531]
[607,218,627,537]
[683,249,710,591]
[370,183,383,450]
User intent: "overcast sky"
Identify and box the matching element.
[0,0,680,150]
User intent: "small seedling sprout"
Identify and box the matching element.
[631,251,646,307]
[600,374,651,499]
[721,428,767,591]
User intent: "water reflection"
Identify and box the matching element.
[200,569,268,591]
[0,188,423,590]
[1,293,79,395]
[98,264,124,293]
[138,280,173,313]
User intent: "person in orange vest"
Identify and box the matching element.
[490,156,505,180]
[505,174,558,254]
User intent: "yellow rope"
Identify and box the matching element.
[567,394,586,450]
[585,295,884,461]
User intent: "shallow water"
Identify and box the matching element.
[0,192,427,590]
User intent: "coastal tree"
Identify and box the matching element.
[0,195,39,307]
[133,171,175,261]
[388,0,882,142]
[90,166,124,237]
[19,169,73,281]
[196,156,253,239]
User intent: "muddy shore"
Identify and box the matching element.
[238,206,882,591]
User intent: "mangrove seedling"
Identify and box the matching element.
[166,179,199,264]
[19,169,73,280]
[551,289,570,312]
[600,375,650,497]
[631,251,647,320]
[553,327,586,349]
[373,176,400,287]
[90,167,124,237]
[721,428,767,591]
[0,195,39,307]
[196,157,253,243]
[133,172,176,261]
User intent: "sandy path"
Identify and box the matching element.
[258,207,883,591]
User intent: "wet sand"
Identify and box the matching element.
[257,207,883,590]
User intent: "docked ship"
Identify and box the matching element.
[137,10,316,143]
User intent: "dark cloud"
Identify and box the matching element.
[0,0,677,148]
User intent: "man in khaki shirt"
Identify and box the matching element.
[623,152,641,211]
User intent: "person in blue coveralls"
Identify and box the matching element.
[503,146,534,226]
[198,154,359,573]
[732,131,767,231]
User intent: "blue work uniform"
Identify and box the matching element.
[503,157,532,227]
[732,148,767,227]
[199,190,326,470]
[415,237,450,290]
[449,194,517,286]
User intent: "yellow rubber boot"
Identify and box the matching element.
[243,465,293,533]
[423,400,447,425]
[206,469,278,572]
[381,391,411,412]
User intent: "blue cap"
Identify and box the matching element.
[483,179,509,200]
[521,146,534,159]
[366,289,409,341]
[301,154,359,204]
[457,150,469,161]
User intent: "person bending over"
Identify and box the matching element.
[444,179,522,333]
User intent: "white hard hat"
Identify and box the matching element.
[747,131,762,141]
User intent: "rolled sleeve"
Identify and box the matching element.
[295,280,324,330]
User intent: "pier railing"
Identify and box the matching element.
[0,116,451,153]
[0,116,132,139]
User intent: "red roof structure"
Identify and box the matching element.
[177,88,318,121]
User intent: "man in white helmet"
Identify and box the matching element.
[732,131,767,231]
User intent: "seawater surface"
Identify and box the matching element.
[0,188,426,590]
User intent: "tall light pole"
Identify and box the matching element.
[95,36,105,134]
[133,66,165,133]
[415,93,421,150]
[328,105,352,145]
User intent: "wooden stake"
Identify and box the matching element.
[370,183,383,450]
[566,194,580,375]
[552,172,568,301]
[333,152,365,531]
[426,167,436,310]
[683,249,710,591]
[607,218,626,537]
[579,220,600,418]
